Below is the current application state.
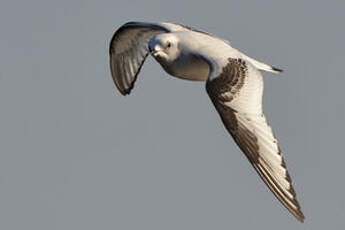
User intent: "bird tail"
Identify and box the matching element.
[241,54,283,73]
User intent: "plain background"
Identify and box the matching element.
[1,0,344,229]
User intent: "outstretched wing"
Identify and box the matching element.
[109,22,172,95]
[206,58,304,222]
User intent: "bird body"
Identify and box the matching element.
[109,21,304,222]
[150,29,242,81]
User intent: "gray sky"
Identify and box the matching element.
[1,0,344,229]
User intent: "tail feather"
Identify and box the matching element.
[241,54,283,74]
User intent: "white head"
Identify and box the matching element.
[149,34,179,65]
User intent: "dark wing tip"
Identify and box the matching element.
[118,87,131,96]
[272,66,283,73]
[292,206,305,223]
[297,211,305,223]
[292,197,305,223]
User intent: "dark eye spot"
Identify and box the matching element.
[167,42,171,48]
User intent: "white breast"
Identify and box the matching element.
[157,31,240,82]
[165,52,210,81]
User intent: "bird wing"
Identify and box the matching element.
[205,58,304,222]
[109,22,176,95]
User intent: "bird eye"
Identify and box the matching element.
[167,42,171,48]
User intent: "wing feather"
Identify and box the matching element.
[206,58,304,222]
[109,22,171,95]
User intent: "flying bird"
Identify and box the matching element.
[109,21,304,222]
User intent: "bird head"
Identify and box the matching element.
[149,34,179,64]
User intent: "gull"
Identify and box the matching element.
[109,21,304,222]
